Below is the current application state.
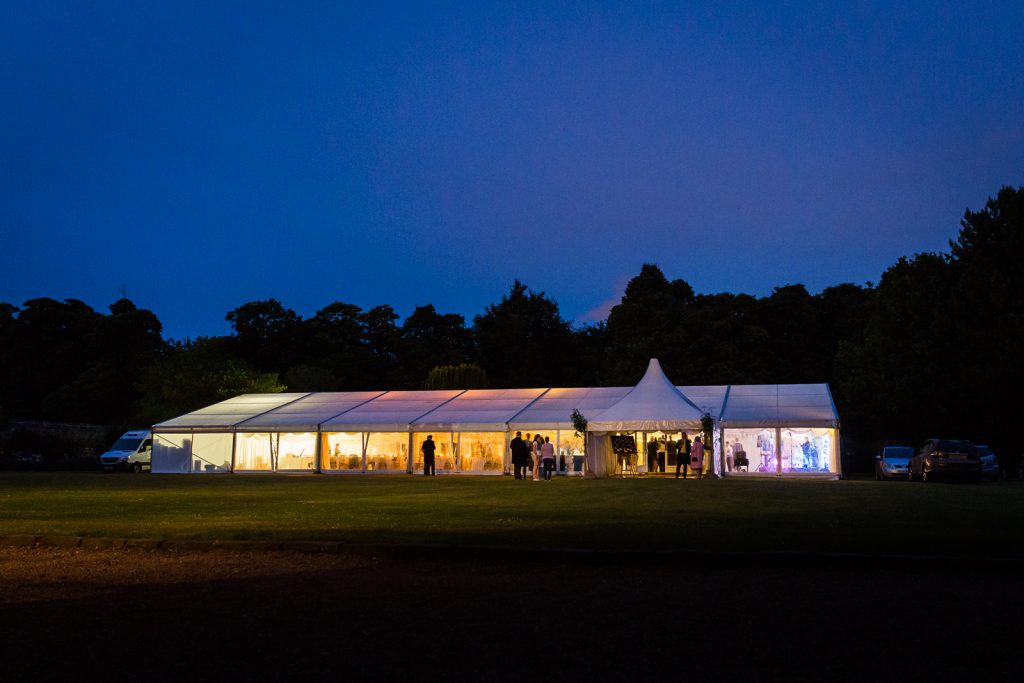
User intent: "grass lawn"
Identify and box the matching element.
[1,472,1021,558]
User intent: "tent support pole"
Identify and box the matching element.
[361,432,368,473]
[504,431,511,475]
[775,427,782,477]
[719,422,725,476]
[835,427,843,478]
[406,432,413,474]
[314,430,322,474]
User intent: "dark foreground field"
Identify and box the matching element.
[1,475,1021,681]
[0,546,1020,682]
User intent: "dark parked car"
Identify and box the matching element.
[875,445,913,480]
[973,445,999,480]
[909,439,981,482]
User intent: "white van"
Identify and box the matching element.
[99,430,153,473]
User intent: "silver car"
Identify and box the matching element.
[875,445,913,480]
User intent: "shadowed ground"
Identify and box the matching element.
[0,547,1019,682]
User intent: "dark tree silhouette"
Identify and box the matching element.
[472,280,576,387]
[399,304,473,388]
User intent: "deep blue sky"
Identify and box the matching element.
[2,1,1022,340]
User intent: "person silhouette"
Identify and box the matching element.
[421,435,436,476]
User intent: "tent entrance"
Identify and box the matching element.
[606,430,705,476]
[639,431,693,474]
[609,432,639,475]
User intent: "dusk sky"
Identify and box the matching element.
[2,1,1022,340]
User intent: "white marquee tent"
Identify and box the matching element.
[718,383,841,475]
[151,359,841,478]
[585,359,706,477]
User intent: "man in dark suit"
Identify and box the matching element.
[676,432,691,479]
[421,435,436,476]
[510,431,527,479]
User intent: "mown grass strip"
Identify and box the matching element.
[0,473,1021,559]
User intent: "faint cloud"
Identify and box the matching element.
[577,295,619,323]
[575,275,629,324]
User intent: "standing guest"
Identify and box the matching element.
[524,434,535,479]
[676,432,692,479]
[690,435,705,480]
[541,436,556,481]
[421,435,436,476]
[801,437,818,470]
[532,434,544,481]
[732,442,749,472]
[646,436,660,474]
[510,431,527,480]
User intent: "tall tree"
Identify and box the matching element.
[0,303,18,418]
[836,253,958,447]
[604,264,697,383]
[672,292,780,385]
[761,284,826,382]
[285,302,401,390]
[398,304,473,388]
[225,299,301,373]
[946,186,1024,455]
[569,322,608,387]
[3,298,102,417]
[423,363,489,390]
[837,185,1023,461]
[41,298,163,423]
[473,281,576,387]
[134,337,285,424]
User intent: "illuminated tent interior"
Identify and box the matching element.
[151,360,841,478]
[233,392,385,472]
[319,390,463,473]
[585,359,706,477]
[152,393,309,473]
[719,384,841,476]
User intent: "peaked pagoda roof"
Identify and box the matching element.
[587,358,705,431]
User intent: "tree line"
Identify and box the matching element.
[1,186,1020,469]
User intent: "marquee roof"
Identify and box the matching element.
[154,393,310,431]
[153,369,837,433]
[679,385,729,420]
[412,388,548,432]
[319,389,464,432]
[235,391,386,432]
[587,359,705,432]
[720,383,839,428]
[508,386,631,430]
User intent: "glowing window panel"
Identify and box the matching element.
[780,428,835,473]
[457,432,506,474]
[275,433,317,471]
[365,432,409,473]
[723,428,777,474]
[235,433,273,471]
[322,432,364,472]
[412,432,456,473]
[191,432,232,473]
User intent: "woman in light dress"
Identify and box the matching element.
[524,434,535,479]
[690,435,705,480]
[532,434,544,480]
